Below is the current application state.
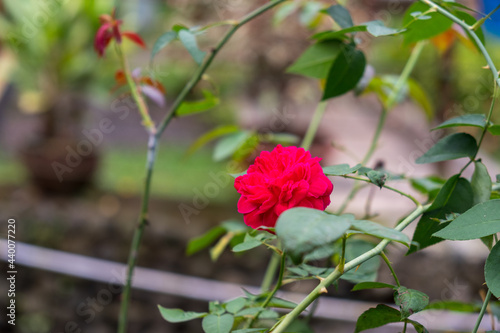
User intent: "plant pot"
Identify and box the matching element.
[19,137,99,194]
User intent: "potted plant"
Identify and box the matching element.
[0,0,112,193]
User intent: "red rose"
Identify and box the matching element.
[234,145,333,229]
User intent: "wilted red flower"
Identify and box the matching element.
[234,145,333,230]
[94,9,146,57]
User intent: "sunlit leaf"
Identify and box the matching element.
[402,2,453,44]
[177,90,220,117]
[186,125,239,156]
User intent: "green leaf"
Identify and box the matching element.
[263,133,300,145]
[415,133,477,164]
[425,300,481,312]
[158,306,207,323]
[342,239,380,283]
[232,329,267,333]
[267,297,298,309]
[395,287,429,319]
[485,241,500,298]
[322,45,366,100]
[232,234,263,252]
[324,4,353,29]
[285,319,315,333]
[488,124,500,136]
[313,21,403,42]
[351,219,410,246]
[410,176,445,201]
[366,170,387,189]
[408,320,429,333]
[235,307,264,317]
[355,304,401,332]
[433,199,500,240]
[224,298,247,314]
[287,41,342,79]
[322,163,362,176]
[213,131,252,161]
[177,90,220,117]
[482,234,494,250]
[178,29,206,65]
[220,220,248,233]
[408,175,473,254]
[471,161,492,205]
[187,125,239,156]
[365,20,405,37]
[407,78,433,120]
[402,2,453,44]
[210,232,235,262]
[352,282,396,291]
[312,25,367,41]
[151,30,177,60]
[433,114,488,130]
[276,208,351,258]
[187,226,226,255]
[202,314,234,333]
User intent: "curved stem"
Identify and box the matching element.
[339,235,347,273]
[419,0,500,87]
[261,252,281,293]
[476,84,497,155]
[301,101,328,151]
[156,0,288,137]
[118,133,158,333]
[341,175,421,207]
[380,252,400,287]
[472,289,492,333]
[116,2,287,332]
[271,204,430,333]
